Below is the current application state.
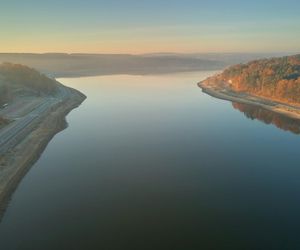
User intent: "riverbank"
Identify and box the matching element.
[198,81,300,120]
[0,87,86,215]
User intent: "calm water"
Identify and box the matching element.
[1,71,300,249]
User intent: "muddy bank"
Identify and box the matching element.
[0,87,86,217]
[198,81,300,121]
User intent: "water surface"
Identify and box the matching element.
[1,72,300,249]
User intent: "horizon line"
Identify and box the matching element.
[0,51,298,56]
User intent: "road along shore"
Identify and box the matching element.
[0,86,86,216]
[198,81,300,120]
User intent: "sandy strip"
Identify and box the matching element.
[198,81,300,120]
[0,87,86,218]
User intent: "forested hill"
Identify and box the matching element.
[207,54,300,104]
[0,53,286,77]
[0,63,58,105]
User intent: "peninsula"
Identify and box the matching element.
[199,54,300,120]
[0,63,86,211]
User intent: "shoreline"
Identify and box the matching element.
[0,87,86,218]
[198,81,300,121]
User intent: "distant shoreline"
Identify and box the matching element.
[0,86,86,218]
[198,81,300,120]
[0,52,287,78]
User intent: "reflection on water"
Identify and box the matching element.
[232,102,300,134]
[1,72,300,250]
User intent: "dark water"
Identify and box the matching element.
[1,72,300,250]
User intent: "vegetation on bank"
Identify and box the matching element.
[0,63,58,105]
[0,117,10,129]
[214,54,300,104]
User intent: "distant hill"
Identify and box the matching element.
[205,54,300,105]
[0,53,287,78]
[0,63,58,105]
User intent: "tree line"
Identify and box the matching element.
[220,54,300,104]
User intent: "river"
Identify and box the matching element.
[1,71,300,249]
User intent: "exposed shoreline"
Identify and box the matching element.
[198,81,300,120]
[0,86,86,218]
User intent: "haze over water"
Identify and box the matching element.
[1,71,300,249]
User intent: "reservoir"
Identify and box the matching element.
[1,71,300,249]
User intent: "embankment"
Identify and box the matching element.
[0,87,86,217]
[198,81,300,120]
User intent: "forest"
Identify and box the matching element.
[219,54,300,104]
[0,63,58,104]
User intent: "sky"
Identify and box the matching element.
[0,0,300,54]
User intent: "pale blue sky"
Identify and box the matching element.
[1,0,299,53]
